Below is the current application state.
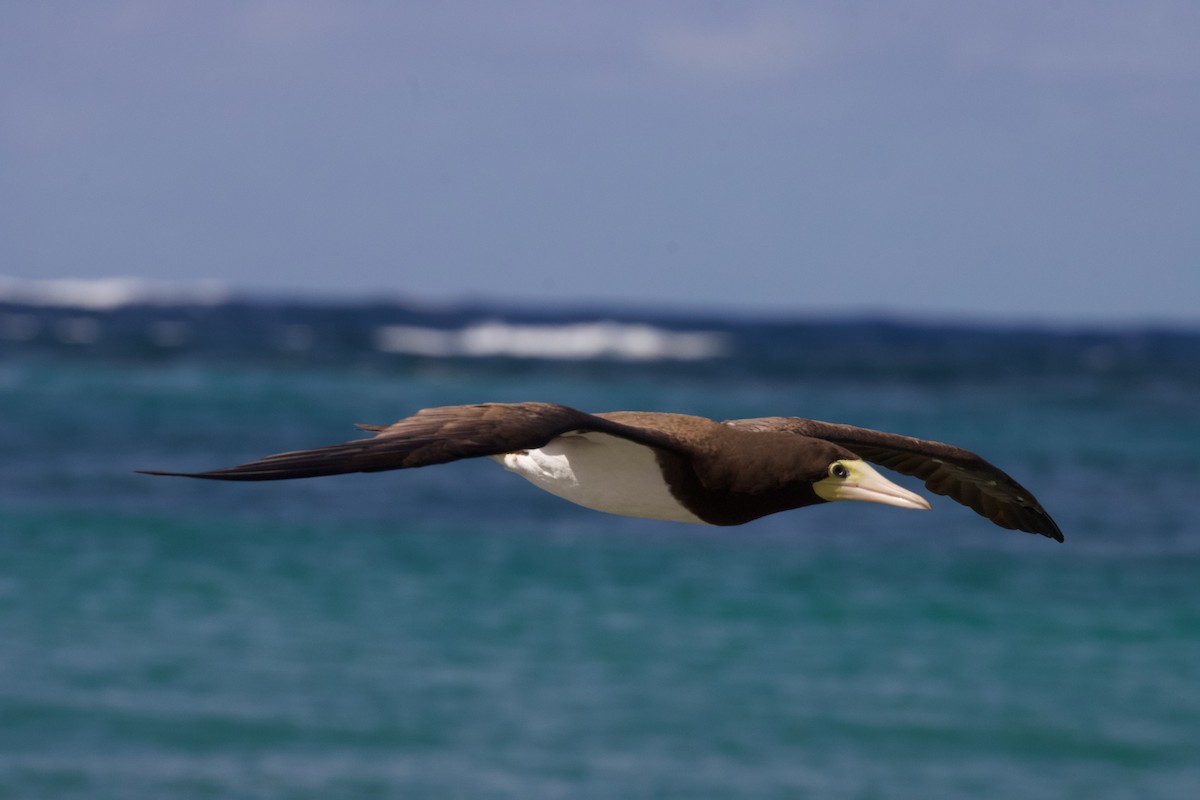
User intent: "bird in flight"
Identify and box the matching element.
[141,402,1062,541]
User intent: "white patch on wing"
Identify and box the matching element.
[495,432,707,524]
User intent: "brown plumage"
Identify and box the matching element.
[140,402,1062,541]
[723,417,1060,539]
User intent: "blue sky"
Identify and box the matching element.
[3,2,1198,322]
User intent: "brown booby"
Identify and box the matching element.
[140,402,1062,541]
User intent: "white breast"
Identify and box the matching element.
[492,432,707,524]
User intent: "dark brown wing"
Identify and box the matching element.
[139,402,678,481]
[724,417,1062,541]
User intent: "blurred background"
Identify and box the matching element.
[2,3,1199,799]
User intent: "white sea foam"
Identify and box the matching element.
[0,313,41,341]
[55,316,102,345]
[376,321,725,361]
[279,324,316,351]
[0,276,229,310]
[147,320,191,348]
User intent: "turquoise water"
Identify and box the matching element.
[2,304,1199,798]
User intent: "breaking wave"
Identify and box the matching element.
[375,321,726,361]
[0,276,229,310]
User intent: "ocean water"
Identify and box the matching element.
[2,294,1199,799]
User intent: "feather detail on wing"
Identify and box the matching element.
[139,402,674,482]
[724,417,1062,541]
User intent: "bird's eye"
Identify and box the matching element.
[830,462,849,479]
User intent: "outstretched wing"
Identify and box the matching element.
[140,402,674,482]
[724,417,1062,541]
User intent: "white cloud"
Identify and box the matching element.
[230,0,349,47]
[646,12,828,82]
[950,3,1200,79]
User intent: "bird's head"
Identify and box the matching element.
[812,457,931,511]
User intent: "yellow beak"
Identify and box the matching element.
[814,460,932,511]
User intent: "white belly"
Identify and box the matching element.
[492,432,707,524]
